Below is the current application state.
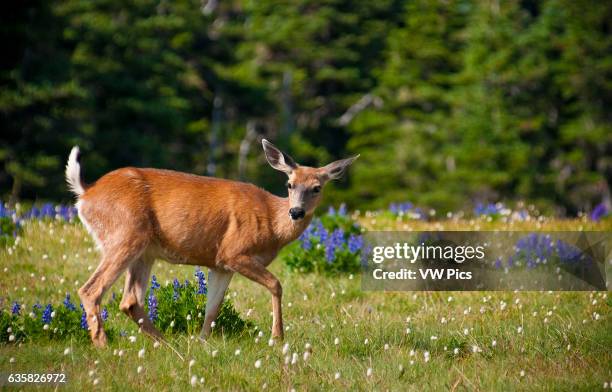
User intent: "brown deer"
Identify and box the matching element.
[65,140,358,347]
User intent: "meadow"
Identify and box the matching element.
[0,207,610,391]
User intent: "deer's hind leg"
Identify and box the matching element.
[120,255,164,341]
[78,243,146,347]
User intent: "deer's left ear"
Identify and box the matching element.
[320,155,360,181]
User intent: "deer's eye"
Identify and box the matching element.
[286,182,292,189]
[312,185,321,194]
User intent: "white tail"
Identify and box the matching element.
[65,146,85,196]
[69,141,358,347]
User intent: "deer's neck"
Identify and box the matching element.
[270,196,313,247]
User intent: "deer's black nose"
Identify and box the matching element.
[289,207,305,220]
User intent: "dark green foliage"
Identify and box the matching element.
[1,0,609,215]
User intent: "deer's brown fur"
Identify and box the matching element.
[65,141,357,347]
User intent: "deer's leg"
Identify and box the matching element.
[199,269,234,340]
[119,256,164,341]
[226,256,283,339]
[79,248,141,347]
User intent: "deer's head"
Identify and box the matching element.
[262,139,358,221]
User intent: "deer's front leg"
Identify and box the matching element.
[226,255,284,339]
[200,269,234,340]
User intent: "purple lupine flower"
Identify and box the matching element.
[81,311,88,329]
[494,257,502,269]
[325,228,345,263]
[11,302,20,315]
[147,291,158,321]
[101,307,108,321]
[299,224,314,250]
[556,240,583,264]
[80,303,88,330]
[313,220,328,243]
[347,234,363,253]
[474,202,506,217]
[590,203,608,221]
[172,278,181,301]
[328,206,336,215]
[63,293,77,311]
[195,268,207,295]
[389,202,413,214]
[338,203,347,216]
[150,275,161,290]
[41,203,55,219]
[41,304,52,324]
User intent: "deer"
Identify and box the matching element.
[65,139,358,347]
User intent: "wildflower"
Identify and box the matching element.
[366,368,373,377]
[190,375,198,387]
[299,225,314,250]
[148,291,158,321]
[64,348,71,355]
[81,310,89,330]
[63,293,76,311]
[138,349,145,358]
[11,302,20,315]
[101,307,108,321]
[255,359,262,369]
[93,379,99,385]
[42,304,53,324]
[234,349,241,356]
[334,372,341,380]
[282,343,290,355]
[590,203,608,221]
[137,366,143,374]
[334,337,340,345]
[9,334,15,342]
[303,351,311,361]
[150,275,161,290]
[291,353,298,365]
[173,279,181,301]
[313,220,328,243]
[325,228,344,263]
[195,268,207,295]
[347,234,363,253]
[189,359,196,368]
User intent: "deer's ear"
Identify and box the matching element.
[321,155,359,181]
[262,139,298,174]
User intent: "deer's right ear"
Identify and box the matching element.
[262,139,298,174]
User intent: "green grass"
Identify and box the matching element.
[0,219,610,391]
